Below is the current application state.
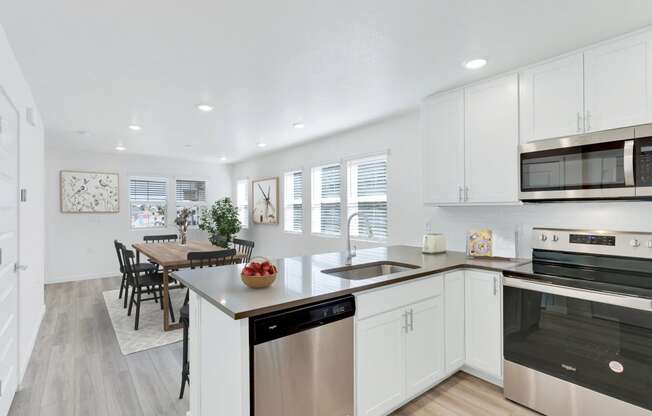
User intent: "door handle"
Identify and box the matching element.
[458,186,463,202]
[576,112,582,132]
[464,186,469,202]
[624,140,635,187]
[586,111,592,131]
[402,311,408,333]
[493,276,498,296]
[409,309,414,331]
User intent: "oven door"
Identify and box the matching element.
[519,136,635,201]
[503,277,652,411]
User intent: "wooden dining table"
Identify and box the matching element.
[132,240,245,331]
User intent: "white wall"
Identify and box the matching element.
[232,110,652,260]
[0,25,46,384]
[45,148,232,283]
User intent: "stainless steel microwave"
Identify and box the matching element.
[519,124,652,201]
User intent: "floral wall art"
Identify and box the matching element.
[60,170,119,213]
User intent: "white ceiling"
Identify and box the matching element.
[2,1,652,163]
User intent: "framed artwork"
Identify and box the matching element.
[60,170,119,213]
[252,177,279,224]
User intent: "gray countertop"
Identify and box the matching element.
[172,245,530,319]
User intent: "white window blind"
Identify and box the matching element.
[347,155,387,240]
[175,180,207,226]
[176,180,206,202]
[129,178,168,228]
[237,179,249,229]
[284,170,303,233]
[311,163,341,236]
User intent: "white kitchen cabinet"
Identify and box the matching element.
[421,90,465,204]
[405,295,445,397]
[584,31,652,132]
[520,53,584,142]
[464,74,519,204]
[465,270,502,380]
[444,271,465,374]
[356,307,407,416]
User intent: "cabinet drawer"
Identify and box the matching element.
[355,275,443,320]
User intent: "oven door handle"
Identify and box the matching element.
[624,139,635,187]
[502,275,652,312]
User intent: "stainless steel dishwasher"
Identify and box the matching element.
[250,295,355,416]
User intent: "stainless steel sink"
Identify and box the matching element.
[321,261,420,280]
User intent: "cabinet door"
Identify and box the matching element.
[444,271,465,373]
[584,31,652,132]
[421,90,465,204]
[464,74,519,203]
[465,270,502,379]
[356,308,406,416]
[520,53,584,142]
[405,296,445,397]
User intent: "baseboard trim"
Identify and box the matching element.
[461,365,503,388]
[46,271,120,284]
[19,302,45,387]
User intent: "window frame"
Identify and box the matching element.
[346,153,389,243]
[236,179,250,229]
[128,176,170,230]
[174,178,209,228]
[283,169,305,234]
[310,162,344,237]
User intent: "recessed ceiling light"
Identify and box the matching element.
[463,58,487,70]
[257,142,267,148]
[128,124,142,131]
[293,122,305,129]
[220,156,227,162]
[197,104,214,112]
[115,145,126,151]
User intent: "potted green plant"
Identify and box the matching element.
[199,197,242,246]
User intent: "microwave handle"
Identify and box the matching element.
[624,140,635,187]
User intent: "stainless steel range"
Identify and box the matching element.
[503,228,652,416]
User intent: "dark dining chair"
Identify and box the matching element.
[144,234,178,243]
[233,238,255,263]
[114,240,157,308]
[122,247,175,330]
[179,248,238,399]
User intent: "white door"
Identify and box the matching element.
[0,89,19,416]
[356,308,406,416]
[464,74,519,204]
[421,90,465,204]
[444,271,465,373]
[520,53,585,142]
[405,296,444,397]
[584,30,652,132]
[465,270,502,380]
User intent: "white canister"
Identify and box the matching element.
[422,233,447,254]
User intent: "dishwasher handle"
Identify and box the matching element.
[251,295,355,345]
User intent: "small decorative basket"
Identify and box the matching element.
[240,256,277,289]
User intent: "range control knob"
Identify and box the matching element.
[630,239,641,248]
[540,234,548,242]
[552,235,559,242]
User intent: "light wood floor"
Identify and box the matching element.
[9,277,537,416]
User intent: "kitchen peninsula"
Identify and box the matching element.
[174,246,528,416]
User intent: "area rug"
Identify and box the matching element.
[102,288,185,355]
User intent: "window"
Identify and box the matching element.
[311,163,341,236]
[236,179,249,229]
[175,179,207,227]
[129,178,168,228]
[283,170,303,233]
[347,154,387,240]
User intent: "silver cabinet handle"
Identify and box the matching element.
[458,186,463,202]
[409,309,414,331]
[493,276,498,296]
[576,112,582,132]
[14,263,28,273]
[402,311,408,333]
[586,111,592,131]
[464,186,469,202]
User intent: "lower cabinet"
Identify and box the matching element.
[465,270,502,380]
[444,271,465,373]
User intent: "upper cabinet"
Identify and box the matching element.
[520,53,584,142]
[421,90,465,204]
[584,31,652,132]
[520,29,652,144]
[465,74,519,204]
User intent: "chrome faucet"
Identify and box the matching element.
[346,212,374,265]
